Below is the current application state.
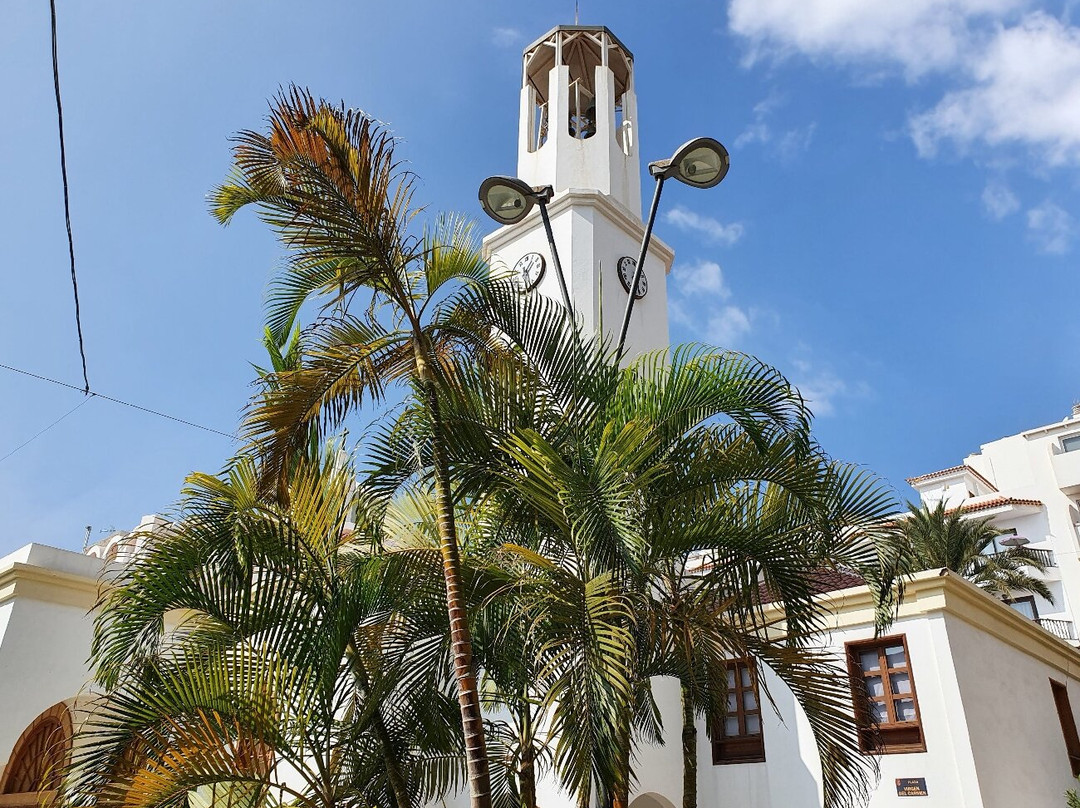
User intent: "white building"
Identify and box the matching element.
[698,570,1080,808]
[908,404,1080,644]
[4,21,1080,808]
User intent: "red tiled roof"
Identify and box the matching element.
[951,496,1042,514]
[907,464,999,493]
[758,568,866,604]
[906,465,966,484]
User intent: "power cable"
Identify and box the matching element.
[0,396,92,465]
[50,0,90,393]
[0,362,239,441]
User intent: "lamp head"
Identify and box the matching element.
[479,176,548,225]
[649,137,730,189]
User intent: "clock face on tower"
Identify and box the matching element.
[513,252,546,292]
[617,256,648,299]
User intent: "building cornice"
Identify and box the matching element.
[765,570,1080,676]
[0,562,100,610]
[481,189,676,271]
[1021,418,1080,439]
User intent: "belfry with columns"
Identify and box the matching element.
[481,25,675,357]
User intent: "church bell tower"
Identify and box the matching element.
[481,25,674,356]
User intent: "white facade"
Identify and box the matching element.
[482,25,674,358]
[908,405,1080,644]
[701,571,1080,808]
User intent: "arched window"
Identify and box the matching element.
[104,540,120,563]
[1,702,72,795]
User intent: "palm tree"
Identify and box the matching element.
[210,87,498,808]
[73,444,466,808]
[425,295,898,808]
[896,501,1053,602]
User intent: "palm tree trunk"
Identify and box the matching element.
[376,718,412,808]
[351,656,412,808]
[416,344,492,808]
[519,699,538,808]
[681,681,697,808]
[612,707,631,808]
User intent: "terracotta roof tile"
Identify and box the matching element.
[952,496,1042,514]
[906,465,966,484]
[906,464,1000,493]
[758,568,866,604]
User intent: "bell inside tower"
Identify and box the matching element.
[522,27,634,155]
[517,26,641,214]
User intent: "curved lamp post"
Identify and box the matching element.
[478,175,574,314]
[480,137,730,355]
[616,137,730,354]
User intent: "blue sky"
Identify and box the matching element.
[1,1,1078,555]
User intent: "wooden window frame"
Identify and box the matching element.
[846,634,926,754]
[0,701,72,795]
[1051,678,1080,777]
[711,659,766,765]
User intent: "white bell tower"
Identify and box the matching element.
[482,25,674,357]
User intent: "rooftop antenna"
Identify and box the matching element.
[575,1,579,24]
[82,525,91,551]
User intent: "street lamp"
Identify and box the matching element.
[478,176,573,315]
[616,137,730,354]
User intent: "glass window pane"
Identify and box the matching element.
[726,693,737,712]
[743,690,758,711]
[870,701,888,723]
[727,668,736,688]
[890,672,911,695]
[724,716,739,737]
[1063,435,1080,453]
[895,698,917,722]
[1008,599,1036,620]
[745,713,761,735]
[884,645,906,668]
[865,675,885,698]
[858,650,880,672]
[740,666,752,688]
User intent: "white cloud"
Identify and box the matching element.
[491,27,523,48]
[735,122,772,149]
[734,92,816,162]
[910,14,1080,165]
[981,180,1020,219]
[788,359,869,417]
[673,260,733,298]
[669,260,755,347]
[776,123,818,161]
[705,306,753,346]
[728,0,1021,77]
[664,206,745,245]
[1026,200,1074,254]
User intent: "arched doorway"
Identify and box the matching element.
[0,701,72,802]
[629,792,678,808]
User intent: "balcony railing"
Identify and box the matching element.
[992,547,1056,567]
[1038,618,1076,641]
[1025,548,1057,567]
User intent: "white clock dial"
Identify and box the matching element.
[513,252,546,292]
[617,256,647,299]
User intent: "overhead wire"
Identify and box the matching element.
[2,7,239,461]
[0,362,239,442]
[0,396,93,465]
[49,0,90,393]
